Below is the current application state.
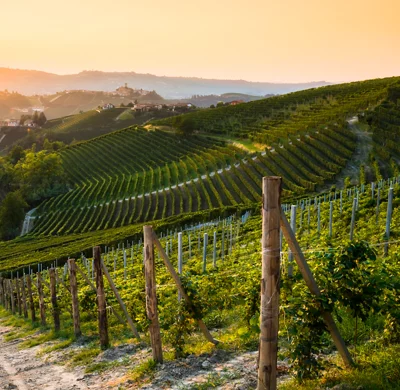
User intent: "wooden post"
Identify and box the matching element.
[350,198,357,241]
[49,269,60,332]
[16,278,22,316]
[101,260,141,340]
[0,278,4,307]
[9,279,15,314]
[144,226,163,363]
[221,228,225,259]
[329,201,333,238]
[288,205,296,277]
[376,187,381,222]
[21,277,28,318]
[384,187,393,256]
[153,232,219,345]
[68,259,82,337]
[26,275,36,322]
[75,263,124,325]
[317,203,321,234]
[213,231,217,268]
[178,232,183,301]
[280,209,354,367]
[94,246,109,349]
[37,272,46,326]
[257,177,281,390]
[202,233,208,273]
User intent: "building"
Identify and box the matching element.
[4,119,20,127]
[228,100,244,106]
[116,83,134,97]
[102,103,115,110]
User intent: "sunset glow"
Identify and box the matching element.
[1,0,399,82]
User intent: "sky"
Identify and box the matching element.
[0,0,399,83]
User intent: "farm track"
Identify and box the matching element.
[0,325,95,390]
[320,117,372,191]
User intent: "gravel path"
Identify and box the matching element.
[0,325,94,390]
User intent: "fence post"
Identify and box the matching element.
[258,177,282,390]
[202,233,208,273]
[37,272,46,326]
[376,187,380,222]
[288,205,296,277]
[350,198,357,241]
[21,276,28,319]
[16,278,22,316]
[49,268,60,332]
[329,201,333,238]
[144,225,163,363]
[26,275,36,322]
[68,259,82,338]
[213,231,217,268]
[384,187,393,256]
[9,279,15,314]
[94,246,109,349]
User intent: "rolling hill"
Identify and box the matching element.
[16,76,400,237]
[0,67,331,98]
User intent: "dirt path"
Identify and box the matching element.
[0,325,95,390]
[320,116,372,191]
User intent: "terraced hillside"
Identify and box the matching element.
[22,78,400,236]
[154,77,398,144]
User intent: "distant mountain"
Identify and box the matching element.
[0,68,331,99]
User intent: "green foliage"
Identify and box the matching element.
[14,150,68,202]
[0,191,28,240]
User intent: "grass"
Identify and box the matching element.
[280,343,400,390]
[128,358,157,383]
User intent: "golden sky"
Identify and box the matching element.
[1,0,399,82]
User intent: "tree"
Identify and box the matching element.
[210,104,215,109]
[8,145,25,165]
[216,101,224,108]
[32,111,39,125]
[0,191,28,240]
[174,116,196,136]
[14,151,68,202]
[38,112,47,126]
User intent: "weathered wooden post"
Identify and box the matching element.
[0,277,4,307]
[21,276,28,318]
[144,225,163,363]
[350,198,357,241]
[213,231,217,267]
[202,233,208,273]
[26,275,36,322]
[384,187,393,256]
[37,272,46,326]
[68,259,82,337]
[317,203,321,235]
[9,279,15,314]
[16,278,22,316]
[376,187,381,222]
[288,205,296,277]
[49,268,60,332]
[94,246,109,349]
[258,177,282,390]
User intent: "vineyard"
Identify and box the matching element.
[1,77,400,389]
[0,177,399,389]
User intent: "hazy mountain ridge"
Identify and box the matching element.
[0,68,331,98]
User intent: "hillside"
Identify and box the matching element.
[0,107,178,154]
[0,77,400,390]
[0,67,331,98]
